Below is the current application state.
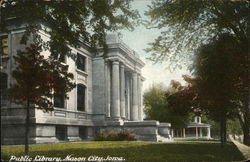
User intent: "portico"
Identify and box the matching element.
[172,116,211,139]
[104,58,144,121]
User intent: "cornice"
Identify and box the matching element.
[106,43,145,68]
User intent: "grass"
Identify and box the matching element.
[1,141,245,162]
[174,138,220,143]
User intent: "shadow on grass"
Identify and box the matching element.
[1,142,245,162]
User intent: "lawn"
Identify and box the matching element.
[1,141,245,162]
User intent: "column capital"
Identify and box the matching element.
[112,61,119,65]
[104,60,109,65]
[132,72,138,76]
[120,64,125,68]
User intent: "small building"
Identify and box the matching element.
[172,116,211,139]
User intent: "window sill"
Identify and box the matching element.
[76,69,88,76]
[54,107,66,109]
[77,110,86,113]
[60,62,67,66]
[1,55,10,60]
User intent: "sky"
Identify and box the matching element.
[119,0,190,92]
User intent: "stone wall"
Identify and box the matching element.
[99,121,172,142]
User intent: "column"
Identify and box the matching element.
[137,75,142,121]
[200,128,203,137]
[194,117,197,123]
[128,75,132,120]
[125,73,128,120]
[111,61,120,119]
[183,128,186,138]
[195,127,198,138]
[140,78,144,121]
[105,61,110,117]
[131,72,138,121]
[125,73,130,120]
[120,65,126,119]
[207,127,211,138]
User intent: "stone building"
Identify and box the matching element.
[1,22,171,144]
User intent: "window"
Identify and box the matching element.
[1,36,8,56]
[59,54,67,64]
[0,73,8,105]
[56,126,67,140]
[76,53,86,71]
[77,84,86,111]
[54,93,65,108]
[79,127,88,139]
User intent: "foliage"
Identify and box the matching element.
[227,119,243,136]
[200,116,220,139]
[144,85,168,122]
[143,84,192,128]
[94,131,136,141]
[145,0,249,145]
[145,0,248,69]
[166,76,204,128]
[194,34,237,119]
[1,0,139,58]
[168,76,201,115]
[193,33,249,145]
[7,43,75,155]
[8,43,75,110]
[1,142,245,161]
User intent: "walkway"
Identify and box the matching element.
[229,135,250,161]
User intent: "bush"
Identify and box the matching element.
[93,132,107,141]
[94,131,136,141]
[117,131,136,141]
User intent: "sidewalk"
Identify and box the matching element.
[229,135,250,161]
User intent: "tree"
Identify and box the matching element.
[144,85,168,122]
[1,0,139,59]
[145,0,248,67]
[144,84,191,129]
[8,43,75,155]
[193,34,247,145]
[227,119,243,137]
[167,77,200,128]
[146,0,249,146]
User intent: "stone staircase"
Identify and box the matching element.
[157,134,173,142]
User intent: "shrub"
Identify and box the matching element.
[93,132,107,141]
[94,131,136,141]
[117,131,136,141]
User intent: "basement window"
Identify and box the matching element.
[56,126,67,140]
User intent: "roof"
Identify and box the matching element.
[186,122,211,128]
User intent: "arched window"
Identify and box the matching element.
[76,53,86,72]
[1,36,8,56]
[77,84,86,111]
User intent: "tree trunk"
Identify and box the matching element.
[242,113,250,146]
[220,115,227,147]
[237,112,250,146]
[243,128,250,146]
[223,117,227,144]
[245,6,250,146]
[220,119,224,147]
[25,100,30,155]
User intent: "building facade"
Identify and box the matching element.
[1,24,171,144]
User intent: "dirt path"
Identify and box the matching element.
[229,135,250,161]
